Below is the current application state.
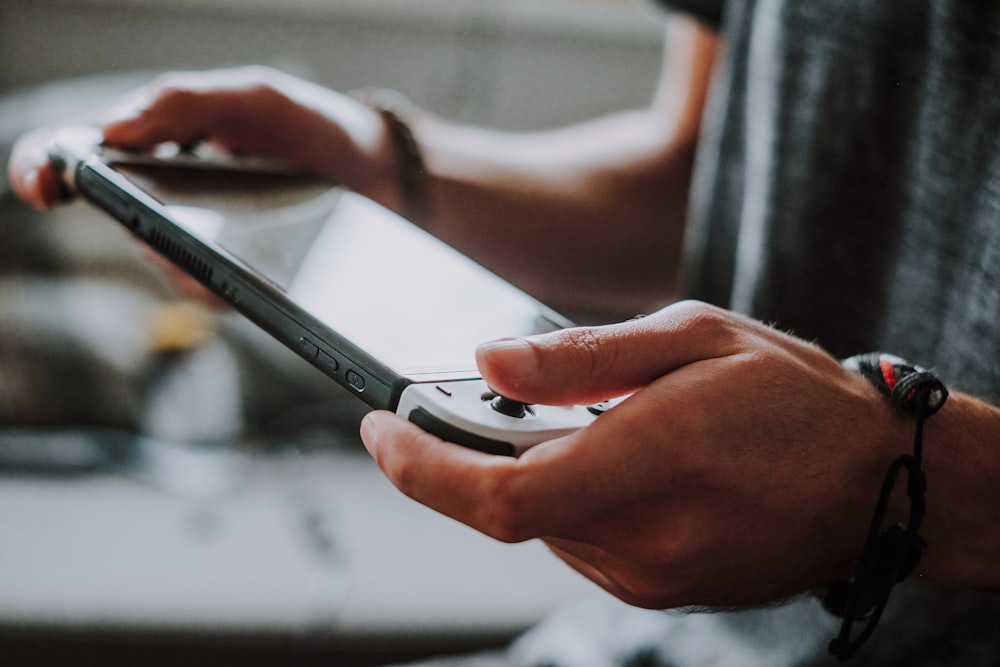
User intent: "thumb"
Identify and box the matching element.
[475,301,748,406]
[8,131,70,210]
[475,320,665,406]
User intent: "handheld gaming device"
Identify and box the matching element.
[48,126,608,456]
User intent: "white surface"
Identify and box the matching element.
[0,446,594,639]
[0,0,664,130]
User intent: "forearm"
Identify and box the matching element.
[415,111,697,318]
[403,17,718,319]
[12,18,716,320]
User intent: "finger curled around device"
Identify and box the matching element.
[9,132,72,209]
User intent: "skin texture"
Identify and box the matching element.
[363,301,909,608]
[10,18,717,319]
[8,15,1000,611]
[8,66,390,212]
[361,302,1000,608]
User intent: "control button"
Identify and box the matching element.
[490,395,531,419]
[298,337,318,356]
[316,349,338,372]
[346,370,366,391]
[587,400,612,416]
[220,283,240,304]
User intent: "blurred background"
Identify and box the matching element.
[0,0,665,664]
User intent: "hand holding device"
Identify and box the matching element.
[8,126,70,209]
[46,125,609,455]
[9,66,398,212]
[362,300,914,608]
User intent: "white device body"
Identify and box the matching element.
[396,380,602,457]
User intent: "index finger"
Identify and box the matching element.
[360,411,529,541]
[359,401,654,543]
[7,129,71,210]
[101,85,224,151]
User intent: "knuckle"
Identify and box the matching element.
[250,84,289,108]
[623,527,687,572]
[150,82,198,110]
[235,79,289,112]
[667,299,747,352]
[148,71,198,97]
[561,327,619,380]
[378,433,438,499]
[477,469,537,543]
[611,569,678,609]
[595,529,692,608]
[671,299,729,330]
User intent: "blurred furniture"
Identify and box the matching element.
[0,4,664,662]
[0,433,594,666]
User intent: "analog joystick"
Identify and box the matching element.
[490,395,531,419]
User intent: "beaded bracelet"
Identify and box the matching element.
[823,353,948,660]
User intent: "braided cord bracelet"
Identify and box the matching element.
[823,353,949,660]
[351,88,431,227]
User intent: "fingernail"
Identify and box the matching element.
[101,116,140,143]
[477,338,538,379]
[22,169,38,196]
[359,412,378,451]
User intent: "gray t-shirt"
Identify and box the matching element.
[675,0,1000,400]
[398,4,1000,666]
[535,1,1000,665]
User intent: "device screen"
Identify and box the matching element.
[111,164,563,377]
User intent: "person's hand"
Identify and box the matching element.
[8,66,398,211]
[360,300,915,610]
[7,66,403,304]
[7,126,73,210]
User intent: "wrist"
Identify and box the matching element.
[915,391,1000,590]
[827,353,950,659]
[350,89,431,227]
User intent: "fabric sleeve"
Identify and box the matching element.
[646,0,725,28]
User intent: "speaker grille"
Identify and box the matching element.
[148,228,214,285]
